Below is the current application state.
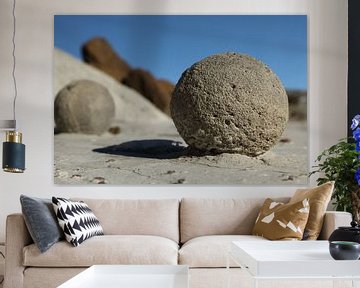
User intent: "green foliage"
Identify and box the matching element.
[310,139,360,213]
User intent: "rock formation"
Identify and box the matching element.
[171,52,289,156]
[287,90,307,121]
[55,79,115,134]
[81,37,174,116]
[82,37,131,82]
[157,79,175,114]
[123,69,173,115]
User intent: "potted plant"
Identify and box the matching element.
[310,115,360,222]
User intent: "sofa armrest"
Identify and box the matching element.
[318,211,352,240]
[4,213,32,288]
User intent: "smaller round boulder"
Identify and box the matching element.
[55,80,115,134]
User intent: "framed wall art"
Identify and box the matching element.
[54,15,307,185]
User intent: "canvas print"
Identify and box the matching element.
[54,15,307,185]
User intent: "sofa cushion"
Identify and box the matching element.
[180,198,289,243]
[179,235,267,268]
[20,195,64,253]
[72,198,179,243]
[252,198,310,240]
[290,181,334,240]
[23,235,178,267]
[52,197,104,247]
[24,268,86,288]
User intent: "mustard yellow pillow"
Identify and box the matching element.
[289,181,334,240]
[252,198,310,240]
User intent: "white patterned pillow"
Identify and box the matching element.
[52,197,104,246]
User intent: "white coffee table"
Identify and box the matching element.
[58,265,189,288]
[228,241,360,288]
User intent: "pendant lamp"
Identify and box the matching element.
[0,0,25,173]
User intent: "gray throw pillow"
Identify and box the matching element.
[20,195,64,253]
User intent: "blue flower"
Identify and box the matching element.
[351,115,360,186]
[352,115,360,130]
[356,167,360,186]
[353,128,360,142]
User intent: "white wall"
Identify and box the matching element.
[0,0,348,242]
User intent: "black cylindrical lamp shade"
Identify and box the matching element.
[3,139,25,173]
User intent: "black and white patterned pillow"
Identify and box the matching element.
[52,197,104,247]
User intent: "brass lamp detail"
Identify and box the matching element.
[6,130,22,143]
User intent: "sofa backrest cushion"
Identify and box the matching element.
[180,198,289,243]
[72,198,180,243]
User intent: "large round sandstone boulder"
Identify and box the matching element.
[55,80,115,134]
[171,53,289,156]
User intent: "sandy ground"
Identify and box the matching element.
[54,49,308,185]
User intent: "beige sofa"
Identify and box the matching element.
[4,198,352,288]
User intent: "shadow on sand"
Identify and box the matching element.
[93,139,188,159]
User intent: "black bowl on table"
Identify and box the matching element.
[329,241,360,260]
[329,221,360,244]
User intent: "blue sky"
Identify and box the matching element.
[54,15,307,90]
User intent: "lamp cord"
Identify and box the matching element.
[11,0,17,129]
